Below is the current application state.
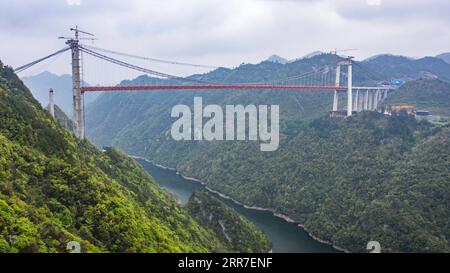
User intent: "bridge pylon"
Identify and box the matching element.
[332,64,340,111]
[59,26,95,139]
[347,59,353,116]
[334,57,353,116]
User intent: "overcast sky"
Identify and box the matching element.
[1,0,449,82]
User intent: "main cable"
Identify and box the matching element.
[79,46,218,84]
[14,47,71,73]
[82,44,221,69]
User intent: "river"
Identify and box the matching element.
[137,159,340,253]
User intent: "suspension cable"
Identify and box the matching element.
[79,46,217,84]
[14,47,71,73]
[82,44,220,69]
[79,45,339,87]
[244,66,327,84]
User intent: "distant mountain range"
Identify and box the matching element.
[363,53,416,62]
[21,71,99,117]
[265,51,325,64]
[436,52,450,64]
[266,54,289,64]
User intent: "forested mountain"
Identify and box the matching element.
[385,78,450,116]
[0,61,269,253]
[187,192,271,253]
[85,53,450,252]
[166,112,449,253]
[360,55,450,82]
[186,53,450,84]
[91,108,450,252]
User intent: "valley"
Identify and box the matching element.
[137,159,340,253]
[84,53,450,253]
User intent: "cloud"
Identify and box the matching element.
[0,0,449,81]
[66,0,81,5]
[332,0,450,22]
[366,0,381,5]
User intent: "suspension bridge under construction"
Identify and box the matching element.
[14,27,397,139]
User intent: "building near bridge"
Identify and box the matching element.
[389,104,415,114]
[415,110,430,116]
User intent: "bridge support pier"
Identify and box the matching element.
[364,90,368,110]
[347,61,353,116]
[359,90,364,112]
[373,90,378,111]
[332,64,340,111]
[354,89,359,112]
[49,88,55,118]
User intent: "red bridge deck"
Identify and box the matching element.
[81,85,348,92]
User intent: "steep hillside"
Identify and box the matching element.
[385,78,450,116]
[187,192,271,253]
[51,104,76,133]
[0,60,272,253]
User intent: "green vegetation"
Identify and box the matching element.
[87,93,450,252]
[0,60,273,253]
[187,192,271,253]
[385,78,450,116]
[136,112,450,252]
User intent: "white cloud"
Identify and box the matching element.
[66,0,81,6]
[0,0,448,82]
[366,0,382,6]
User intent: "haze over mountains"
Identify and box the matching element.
[21,71,100,117]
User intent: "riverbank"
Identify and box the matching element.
[130,155,349,253]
